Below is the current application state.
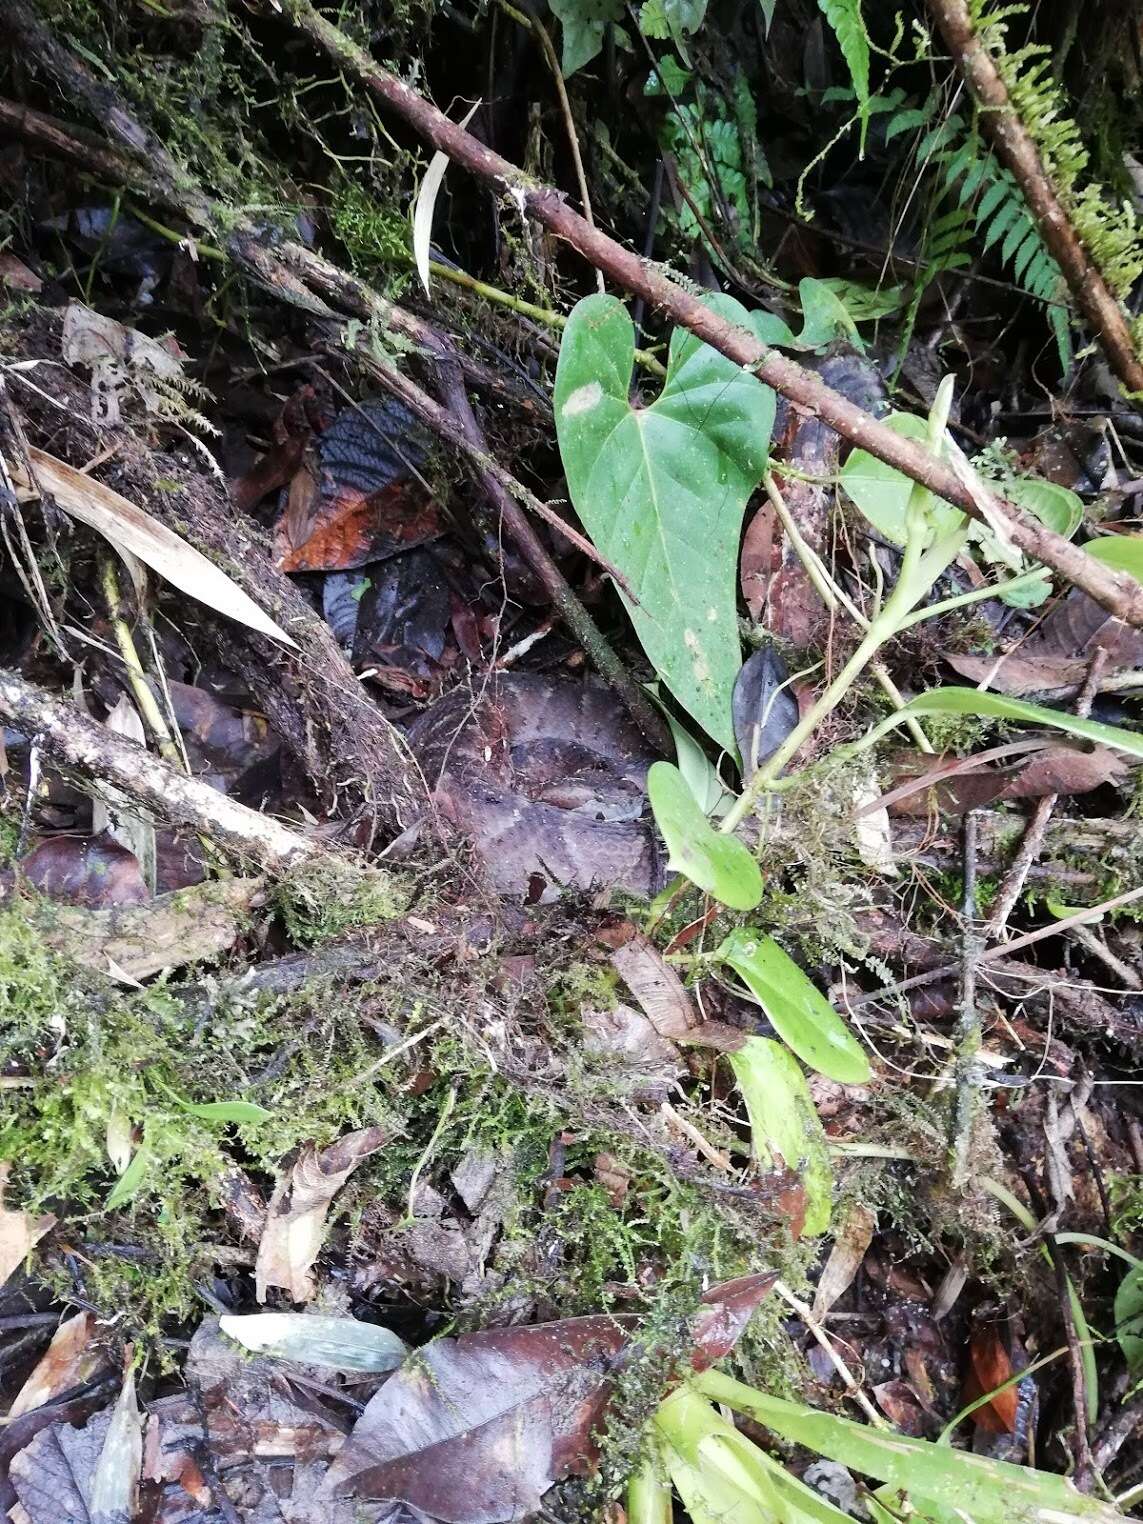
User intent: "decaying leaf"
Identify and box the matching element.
[275,399,440,573]
[14,446,296,647]
[25,876,263,981]
[256,1126,388,1302]
[327,1277,775,1522]
[608,927,697,1037]
[16,832,149,909]
[963,1325,1020,1434]
[9,1314,104,1419]
[88,1365,143,1524]
[812,1202,877,1320]
[0,1162,56,1291]
[62,300,216,433]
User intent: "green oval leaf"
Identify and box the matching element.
[1085,533,1143,584]
[717,929,871,1083]
[555,294,774,751]
[220,1313,409,1373]
[839,413,966,545]
[177,1100,273,1123]
[727,1036,833,1234]
[647,761,762,910]
[892,687,1143,760]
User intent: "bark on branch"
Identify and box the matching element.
[927,0,1143,397]
[0,668,320,874]
[272,0,1143,631]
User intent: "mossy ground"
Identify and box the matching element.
[0,888,814,1356]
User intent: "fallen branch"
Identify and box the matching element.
[271,0,1143,630]
[927,0,1143,397]
[0,669,320,874]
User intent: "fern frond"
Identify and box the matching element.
[817,0,871,153]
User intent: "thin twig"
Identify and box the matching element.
[927,0,1143,396]
[269,0,1143,628]
[984,648,1109,936]
[772,1281,887,1428]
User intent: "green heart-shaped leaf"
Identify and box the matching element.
[647,761,762,909]
[555,294,774,751]
[717,929,871,1083]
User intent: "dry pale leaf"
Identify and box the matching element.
[0,1161,56,1291]
[256,1127,388,1302]
[9,1313,103,1418]
[62,301,213,433]
[812,1202,877,1320]
[609,931,697,1037]
[89,1365,143,1524]
[15,447,296,648]
[413,102,480,295]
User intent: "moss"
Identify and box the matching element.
[272,859,406,946]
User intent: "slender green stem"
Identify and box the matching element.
[896,566,1047,630]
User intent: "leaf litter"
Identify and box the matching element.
[1,5,1143,1522]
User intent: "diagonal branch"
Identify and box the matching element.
[927,0,1143,397]
[267,0,1143,631]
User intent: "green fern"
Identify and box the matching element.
[918,110,1072,368]
[967,0,1143,337]
[817,0,871,154]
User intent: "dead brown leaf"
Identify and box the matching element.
[609,930,696,1038]
[0,1162,56,1292]
[9,1313,105,1418]
[256,1126,388,1302]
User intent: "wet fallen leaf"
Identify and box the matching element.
[9,1409,108,1523]
[609,928,697,1037]
[276,399,440,573]
[872,1378,928,1435]
[18,831,148,908]
[0,1163,56,1289]
[963,1325,1019,1434]
[886,743,1127,816]
[0,252,42,291]
[353,545,451,679]
[740,501,777,621]
[327,1277,775,1522]
[732,646,798,778]
[256,1125,388,1302]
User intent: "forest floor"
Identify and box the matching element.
[0,1,1142,1521]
